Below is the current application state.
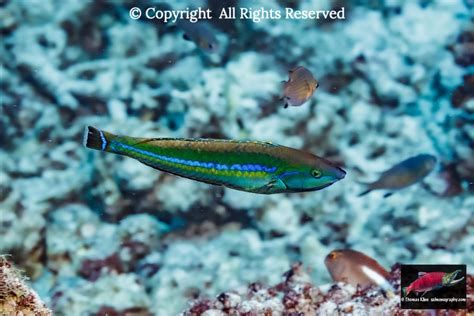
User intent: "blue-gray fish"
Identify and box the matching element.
[179,20,218,53]
[359,154,437,197]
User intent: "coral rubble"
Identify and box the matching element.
[0,255,51,315]
[182,263,474,315]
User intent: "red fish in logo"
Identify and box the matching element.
[403,270,464,297]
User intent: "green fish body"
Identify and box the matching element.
[84,126,345,194]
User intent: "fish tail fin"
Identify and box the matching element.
[357,181,373,197]
[83,126,116,152]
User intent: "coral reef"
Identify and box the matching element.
[0,0,472,314]
[0,255,51,315]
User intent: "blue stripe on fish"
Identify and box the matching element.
[114,142,277,173]
[99,130,107,151]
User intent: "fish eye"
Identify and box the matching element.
[208,43,214,50]
[312,169,322,178]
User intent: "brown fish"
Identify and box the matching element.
[324,249,390,288]
[281,66,319,108]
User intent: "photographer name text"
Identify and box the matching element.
[401,297,467,303]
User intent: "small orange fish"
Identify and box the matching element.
[281,66,319,108]
[324,249,390,288]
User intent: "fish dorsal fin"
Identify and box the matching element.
[418,272,426,277]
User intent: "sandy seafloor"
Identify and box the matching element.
[1,0,473,315]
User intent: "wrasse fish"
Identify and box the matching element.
[325,249,391,289]
[83,126,345,194]
[359,154,437,198]
[281,66,319,108]
[403,270,464,297]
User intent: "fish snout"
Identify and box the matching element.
[443,269,465,287]
[334,167,346,180]
[449,270,464,285]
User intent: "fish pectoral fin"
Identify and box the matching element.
[256,178,287,194]
[421,290,429,297]
[268,177,287,190]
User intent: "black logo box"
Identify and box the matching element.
[400,264,467,309]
